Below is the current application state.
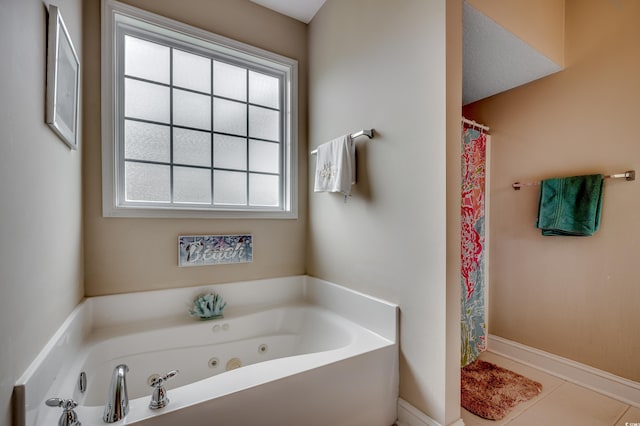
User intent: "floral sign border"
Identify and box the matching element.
[178,235,253,267]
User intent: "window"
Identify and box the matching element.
[101,0,298,218]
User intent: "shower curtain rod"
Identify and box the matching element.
[462,117,490,132]
[512,170,636,190]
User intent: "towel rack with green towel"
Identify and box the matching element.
[512,170,635,190]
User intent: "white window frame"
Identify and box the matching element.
[101,0,298,219]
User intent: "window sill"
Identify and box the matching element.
[103,205,298,219]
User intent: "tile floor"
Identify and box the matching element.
[461,351,640,426]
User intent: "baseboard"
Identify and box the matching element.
[396,398,465,426]
[488,334,640,408]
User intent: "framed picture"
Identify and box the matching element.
[178,235,253,267]
[46,5,80,150]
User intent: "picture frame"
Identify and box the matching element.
[178,235,253,267]
[46,5,80,150]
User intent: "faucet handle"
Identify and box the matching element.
[150,369,179,387]
[45,398,81,426]
[46,398,78,409]
[149,370,179,410]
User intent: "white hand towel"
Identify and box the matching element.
[313,134,356,195]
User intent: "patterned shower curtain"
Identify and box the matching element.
[461,124,487,367]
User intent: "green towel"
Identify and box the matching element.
[536,174,604,236]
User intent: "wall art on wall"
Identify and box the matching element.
[178,235,253,267]
[46,4,80,150]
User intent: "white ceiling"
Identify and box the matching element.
[462,2,561,105]
[249,0,326,23]
[250,0,562,105]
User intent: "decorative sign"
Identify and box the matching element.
[178,235,253,267]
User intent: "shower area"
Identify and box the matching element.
[458,0,557,368]
[460,117,489,366]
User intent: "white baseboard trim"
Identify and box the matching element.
[396,398,465,426]
[488,334,640,408]
[396,398,440,426]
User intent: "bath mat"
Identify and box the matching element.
[461,359,542,420]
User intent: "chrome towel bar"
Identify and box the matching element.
[512,170,635,190]
[310,129,374,155]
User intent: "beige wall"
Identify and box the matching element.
[467,0,565,66]
[0,0,84,423]
[464,0,640,382]
[83,0,308,295]
[446,1,463,423]
[308,1,461,423]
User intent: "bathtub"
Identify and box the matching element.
[14,276,398,426]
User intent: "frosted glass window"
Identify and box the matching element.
[249,71,279,109]
[106,3,296,217]
[125,78,170,123]
[214,171,247,205]
[124,35,170,84]
[124,120,170,163]
[214,98,246,136]
[213,61,246,101]
[173,49,211,93]
[214,134,246,170]
[125,162,170,202]
[249,106,279,141]
[173,89,211,130]
[174,128,210,167]
[249,140,279,174]
[249,174,279,206]
[174,167,211,204]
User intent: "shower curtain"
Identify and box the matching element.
[461,123,488,367]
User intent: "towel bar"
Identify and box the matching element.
[512,170,635,190]
[310,129,374,155]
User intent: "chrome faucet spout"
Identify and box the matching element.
[103,364,129,423]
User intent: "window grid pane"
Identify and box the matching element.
[173,49,211,94]
[124,35,170,84]
[121,34,284,210]
[173,89,211,131]
[174,166,212,204]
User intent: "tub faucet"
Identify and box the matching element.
[103,364,129,423]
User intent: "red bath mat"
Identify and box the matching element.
[461,359,542,420]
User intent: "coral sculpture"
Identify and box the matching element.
[190,292,227,320]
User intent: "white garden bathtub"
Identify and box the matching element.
[15,276,398,426]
